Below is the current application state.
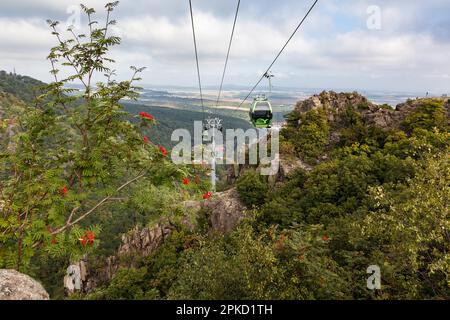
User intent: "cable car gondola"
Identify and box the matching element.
[249,71,274,128]
[249,95,273,128]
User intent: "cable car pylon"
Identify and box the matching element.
[189,0,241,193]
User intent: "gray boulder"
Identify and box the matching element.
[0,269,49,300]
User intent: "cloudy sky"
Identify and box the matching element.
[0,0,449,94]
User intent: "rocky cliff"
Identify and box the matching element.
[63,188,247,294]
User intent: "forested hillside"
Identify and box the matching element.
[0,70,46,104]
[0,73,252,149]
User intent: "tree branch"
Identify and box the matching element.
[51,171,146,235]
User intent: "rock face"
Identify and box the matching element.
[64,264,82,293]
[118,222,175,261]
[0,269,49,300]
[203,188,247,234]
[63,221,176,294]
[63,259,96,295]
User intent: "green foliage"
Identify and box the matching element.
[85,222,351,300]
[167,223,349,299]
[260,146,417,227]
[359,153,450,299]
[236,169,269,208]
[402,99,447,133]
[337,106,369,146]
[167,224,282,300]
[282,108,329,163]
[144,230,196,297]
[87,268,159,300]
[255,96,449,300]
[195,208,213,234]
[384,128,449,160]
[271,224,351,299]
[0,2,203,272]
[45,225,102,261]
[129,183,182,217]
[0,70,46,103]
[379,103,392,110]
[82,98,449,300]
[27,253,70,299]
[85,229,192,300]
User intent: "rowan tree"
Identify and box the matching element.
[0,2,206,271]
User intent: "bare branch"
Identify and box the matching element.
[51,171,146,235]
[67,206,80,224]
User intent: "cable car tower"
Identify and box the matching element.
[203,116,222,192]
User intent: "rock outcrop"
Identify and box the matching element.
[279,155,313,177]
[63,188,249,295]
[293,91,450,131]
[117,222,175,263]
[292,91,399,129]
[228,92,450,184]
[63,221,176,294]
[203,188,247,234]
[0,269,49,300]
[106,189,246,267]
[63,259,97,295]
[294,91,376,121]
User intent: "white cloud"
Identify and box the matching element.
[0,0,448,93]
[0,18,53,55]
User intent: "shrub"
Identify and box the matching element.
[236,169,269,208]
[167,224,350,300]
[86,268,159,300]
[359,153,450,299]
[292,108,330,163]
[402,100,447,133]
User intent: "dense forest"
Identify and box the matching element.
[0,3,449,300]
[0,71,46,104]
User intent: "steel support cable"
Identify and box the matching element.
[235,0,319,110]
[215,0,241,110]
[188,0,205,120]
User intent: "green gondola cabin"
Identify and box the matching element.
[249,95,273,128]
